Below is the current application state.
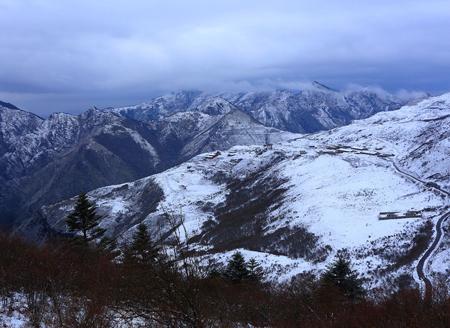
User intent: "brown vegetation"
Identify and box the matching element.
[0,234,448,327]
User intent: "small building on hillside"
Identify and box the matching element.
[378,210,422,220]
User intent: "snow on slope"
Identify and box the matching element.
[38,93,450,287]
[179,109,292,160]
[313,94,450,190]
[2,100,294,228]
[277,153,437,248]
[108,85,406,133]
[0,106,121,179]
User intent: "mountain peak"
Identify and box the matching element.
[0,100,20,110]
[219,107,260,125]
[194,96,237,115]
[311,81,338,92]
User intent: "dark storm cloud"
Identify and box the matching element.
[1,0,449,115]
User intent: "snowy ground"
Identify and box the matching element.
[40,93,450,287]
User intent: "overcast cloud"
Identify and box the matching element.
[1,0,450,115]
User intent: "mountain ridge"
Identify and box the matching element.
[0,85,429,228]
[109,85,407,133]
[27,93,450,287]
[0,102,289,226]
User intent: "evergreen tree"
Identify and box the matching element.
[205,259,224,279]
[207,266,223,279]
[128,223,160,265]
[224,251,249,283]
[65,193,105,245]
[98,236,120,257]
[247,258,264,283]
[321,249,365,301]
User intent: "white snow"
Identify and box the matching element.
[152,162,226,241]
[98,197,127,215]
[277,153,442,250]
[429,248,450,275]
[42,93,450,285]
[209,248,321,282]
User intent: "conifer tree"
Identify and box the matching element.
[128,223,160,265]
[247,258,264,283]
[205,259,224,279]
[224,251,249,283]
[98,236,120,257]
[321,249,365,301]
[65,193,105,245]
[207,266,223,279]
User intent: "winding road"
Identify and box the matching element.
[392,162,450,197]
[390,160,450,300]
[416,211,450,301]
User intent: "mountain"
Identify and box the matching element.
[0,103,289,226]
[109,91,235,121]
[2,83,402,226]
[179,109,288,161]
[0,105,159,225]
[29,93,450,287]
[111,84,405,133]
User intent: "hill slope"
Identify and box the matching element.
[0,103,288,226]
[31,93,450,287]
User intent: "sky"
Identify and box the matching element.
[0,0,450,116]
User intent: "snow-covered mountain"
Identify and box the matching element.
[111,84,406,133]
[30,93,450,287]
[2,83,404,226]
[0,103,289,226]
[179,109,288,161]
[0,105,158,225]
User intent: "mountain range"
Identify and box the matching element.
[111,84,406,133]
[0,83,406,227]
[18,92,450,288]
[0,98,286,227]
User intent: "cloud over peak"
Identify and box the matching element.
[1,0,449,114]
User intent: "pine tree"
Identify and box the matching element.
[247,258,264,283]
[205,259,224,279]
[224,251,249,283]
[98,236,120,257]
[128,223,160,265]
[65,193,105,245]
[207,266,223,279]
[321,249,365,301]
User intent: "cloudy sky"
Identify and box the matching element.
[1,0,450,115]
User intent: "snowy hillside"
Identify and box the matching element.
[33,93,450,287]
[110,84,406,133]
[0,103,289,226]
[179,109,290,160]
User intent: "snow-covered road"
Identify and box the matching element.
[390,160,450,299]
